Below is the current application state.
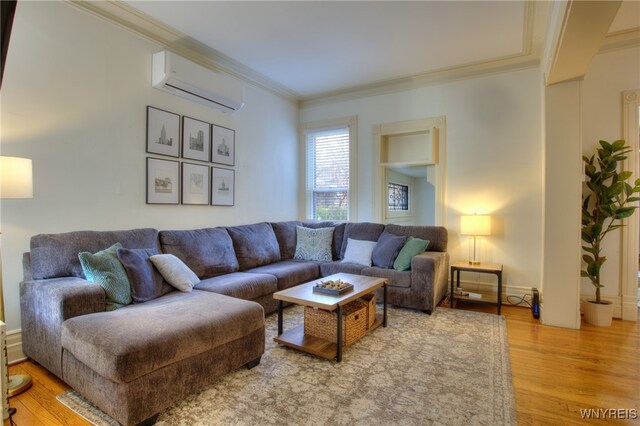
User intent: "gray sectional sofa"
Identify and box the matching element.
[20,221,448,425]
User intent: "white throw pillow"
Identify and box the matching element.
[149,254,200,292]
[341,238,377,267]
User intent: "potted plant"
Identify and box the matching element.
[581,139,640,326]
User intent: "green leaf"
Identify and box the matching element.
[609,182,624,196]
[580,270,590,278]
[582,254,594,264]
[612,139,626,151]
[615,206,636,219]
[587,262,600,277]
[582,245,598,255]
[599,140,613,152]
[626,196,640,203]
[619,171,632,182]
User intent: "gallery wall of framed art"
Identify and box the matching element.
[145,105,235,206]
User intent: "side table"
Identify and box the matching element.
[450,261,503,314]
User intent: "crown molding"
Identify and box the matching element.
[300,1,544,108]
[66,0,300,101]
[600,27,640,53]
[67,0,550,108]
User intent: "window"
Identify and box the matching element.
[302,117,357,221]
[388,182,409,211]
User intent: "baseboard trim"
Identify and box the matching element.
[7,329,25,364]
[450,279,534,306]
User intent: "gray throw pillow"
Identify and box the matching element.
[116,247,173,303]
[293,226,334,262]
[372,232,407,269]
[150,254,200,292]
[342,238,377,267]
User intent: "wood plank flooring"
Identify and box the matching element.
[4,302,639,426]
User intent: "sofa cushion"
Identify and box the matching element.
[271,221,303,260]
[303,221,346,260]
[227,223,281,270]
[383,224,448,253]
[372,232,407,269]
[319,261,366,277]
[78,243,132,311]
[150,254,200,292]
[339,222,385,259]
[30,228,160,280]
[159,228,239,278]
[361,267,412,288]
[342,238,377,267]
[195,272,277,300]
[246,260,319,290]
[394,237,430,271]
[61,290,264,383]
[116,247,173,303]
[293,226,334,262]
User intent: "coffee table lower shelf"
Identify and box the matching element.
[274,317,383,360]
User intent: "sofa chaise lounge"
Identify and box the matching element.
[20,221,448,425]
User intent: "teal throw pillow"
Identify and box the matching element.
[79,243,132,311]
[293,226,334,262]
[393,237,430,271]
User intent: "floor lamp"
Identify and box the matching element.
[0,156,33,416]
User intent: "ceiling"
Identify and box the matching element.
[121,1,638,100]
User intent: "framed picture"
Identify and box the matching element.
[182,116,210,162]
[147,106,180,157]
[147,157,180,204]
[211,167,235,206]
[212,124,235,166]
[182,162,210,205]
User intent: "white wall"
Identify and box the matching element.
[0,2,299,332]
[580,46,640,300]
[301,68,544,292]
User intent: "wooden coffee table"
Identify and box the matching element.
[273,273,388,362]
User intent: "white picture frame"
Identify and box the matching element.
[182,116,211,162]
[147,157,180,204]
[146,106,180,158]
[211,167,235,206]
[182,162,210,205]
[212,124,235,166]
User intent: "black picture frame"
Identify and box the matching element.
[181,162,210,205]
[146,106,180,158]
[211,167,235,206]
[182,116,211,162]
[146,157,180,204]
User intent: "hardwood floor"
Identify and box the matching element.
[4,303,639,426]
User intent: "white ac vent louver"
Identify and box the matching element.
[152,50,244,113]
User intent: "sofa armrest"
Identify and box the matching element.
[411,251,450,311]
[20,277,105,379]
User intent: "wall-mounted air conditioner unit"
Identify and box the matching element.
[152,50,245,113]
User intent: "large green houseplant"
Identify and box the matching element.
[581,139,640,325]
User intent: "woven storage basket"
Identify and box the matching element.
[359,293,377,329]
[304,300,367,347]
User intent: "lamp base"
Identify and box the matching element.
[8,374,31,397]
[467,260,481,265]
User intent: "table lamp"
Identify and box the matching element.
[0,156,33,418]
[460,214,491,265]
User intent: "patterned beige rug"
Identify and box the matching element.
[57,305,516,425]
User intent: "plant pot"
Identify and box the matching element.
[583,300,614,326]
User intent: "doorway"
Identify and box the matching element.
[372,116,447,226]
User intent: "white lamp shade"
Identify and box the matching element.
[460,215,491,236]
[0,156,33,199]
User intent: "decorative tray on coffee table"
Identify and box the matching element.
[312,279,353,296]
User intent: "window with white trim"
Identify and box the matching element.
[302,118,357,221]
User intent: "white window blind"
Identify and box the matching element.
[306,127,350,220]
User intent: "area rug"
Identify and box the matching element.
[57,306,516,425]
